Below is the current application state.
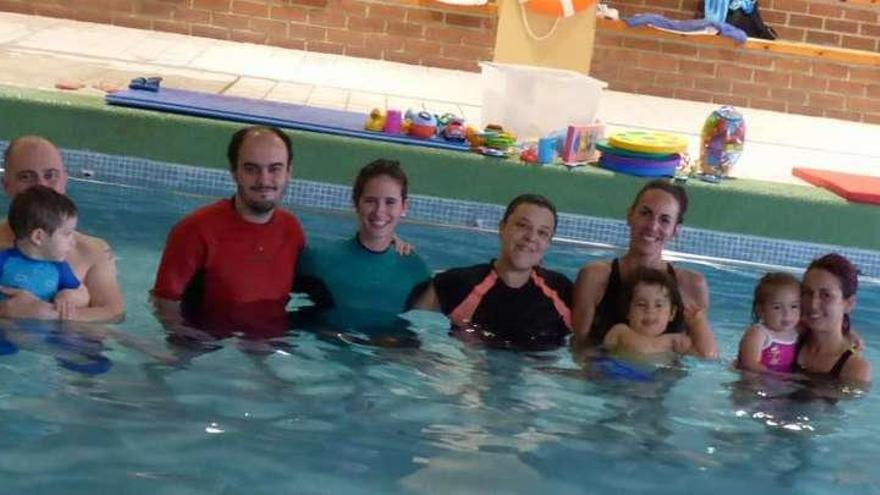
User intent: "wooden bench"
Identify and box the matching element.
[596,18,880,67]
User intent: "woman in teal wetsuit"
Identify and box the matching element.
[294,159,431,345]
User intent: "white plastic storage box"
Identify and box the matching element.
[480,62,606,140]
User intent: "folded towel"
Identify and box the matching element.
[625,13,748,44]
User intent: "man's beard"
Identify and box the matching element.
[239,185,284,215]
[244,198,276,214]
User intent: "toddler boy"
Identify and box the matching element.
[0,185,85,319]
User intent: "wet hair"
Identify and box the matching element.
[751,272,801,323]
[629,179,689,224]
[8,185,77,239]
[501,193,558,233]
[226,126,293,172]
[625,267,685,333]
[806,253,860,334]
[352,159,408,205]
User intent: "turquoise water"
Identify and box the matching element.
[0,179,878,494]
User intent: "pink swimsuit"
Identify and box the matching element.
[758,324,798,372]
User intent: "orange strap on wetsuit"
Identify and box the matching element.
[449,268,571,330]
[449,270,498,327]
[530,271,572,330]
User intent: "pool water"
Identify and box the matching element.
[0,180,878,494]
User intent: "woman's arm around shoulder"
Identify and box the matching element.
[571,261,612,344]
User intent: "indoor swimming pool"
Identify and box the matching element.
[0,177,877,494]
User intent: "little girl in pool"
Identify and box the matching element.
[737,272,800,373]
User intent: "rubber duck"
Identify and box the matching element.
[364,108,386,132]
[465,126,484,148]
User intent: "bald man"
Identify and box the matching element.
[0,136,124,322]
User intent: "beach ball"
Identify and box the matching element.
[699,106,745,178]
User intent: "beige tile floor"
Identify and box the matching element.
[1,11,879,185]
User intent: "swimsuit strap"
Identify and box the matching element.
[449,269,498,327]
[531,270,572,331]
[756,323,772,350]
[587,258,624,345]
[795,336,854,378]
[829,348,855,379]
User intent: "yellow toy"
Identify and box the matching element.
[364,108,386,132]
[483,124,516,150]
[465,126,484,148]
[608,131,688,154]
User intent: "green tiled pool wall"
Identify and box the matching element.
[1,86,879,275]
[9,143,876,277]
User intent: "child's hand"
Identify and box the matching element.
[671,334,692,354]
[849,329,865,351]
[54,290,81,320]
[55,299,77,320]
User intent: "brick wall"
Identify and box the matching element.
[0,0,496,71]
[592,0,880,124]
[590,21,880,124]
[764,0,879,52]
[610,0,880,52]
[2,0,878,123]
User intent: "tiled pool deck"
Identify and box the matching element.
[1,12,880,276]
[1,12,879,185]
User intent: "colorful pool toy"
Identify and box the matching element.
[407,110,438,139]
[596,138,678,160]
[364,108,386,132]
[699,105,746,178]
[608,131,688,154]
[599,152,679,177]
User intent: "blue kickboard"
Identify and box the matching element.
[106,87,470,152]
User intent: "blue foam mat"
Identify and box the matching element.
[106,87,470,152]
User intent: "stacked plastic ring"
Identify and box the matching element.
[597,131,687,177]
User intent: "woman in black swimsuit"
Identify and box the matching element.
[796,253,871,383]
[571,180,718,358]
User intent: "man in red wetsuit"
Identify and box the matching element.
[152,126,306,339]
